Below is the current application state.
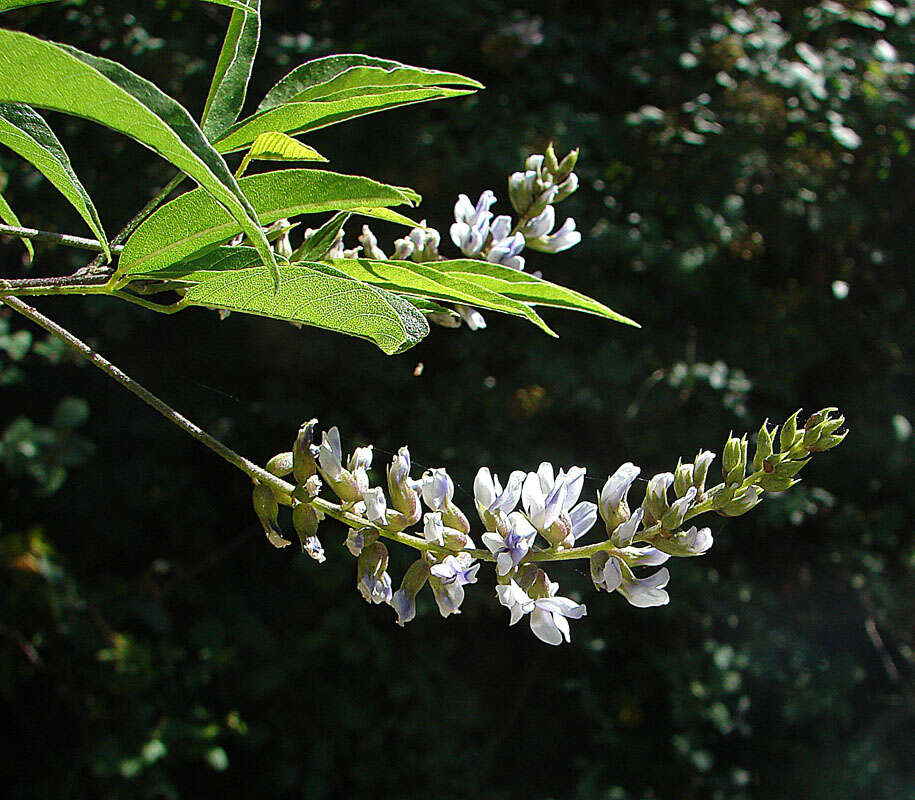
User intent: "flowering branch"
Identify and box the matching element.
[256,406,846,645]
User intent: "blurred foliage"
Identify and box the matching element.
[1,0,914,798]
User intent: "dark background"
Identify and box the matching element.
[1,1,913,798]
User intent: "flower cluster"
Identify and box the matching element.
[283,145,583,332]
[252,409,846,646]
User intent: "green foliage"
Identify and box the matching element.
[115,168,418,275]
[0,28,278,282]
[213,86,476,153]
[0,102,109,259]
[199,0,259,141]
[181,262,428,354]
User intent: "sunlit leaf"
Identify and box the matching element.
[214,88,474,153]
[291,211,350,260]
[0,0,56,11]
[431,259,639,327]
[181,263,429,354]
[116,169,420,278]
[0,102,109,260]
[236,131,327,177]
[201,0,260,141]
[258,54,483,111]
[0,29,277,283]
[316,258,556,336]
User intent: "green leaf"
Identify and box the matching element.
[236,131,327,177]
[0,0,256,10]
[214,87,474,153]
[258,54,482,111]
[116,169,420,279]
[0,102,109,260]
[201,0,260,141]
[199,0,257,10]
[0,29,277,284]
[407,297,460,319]
[0,188,34,261]
[317,258,556,336]
[349,207,422,228]
[291,211,350,260]
[0,0,56,11]
[181,263,429,354]
[431,259,639,327]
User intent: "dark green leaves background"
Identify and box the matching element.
[1,1,913,798]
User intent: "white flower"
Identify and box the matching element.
[619,567,671,608]
[363,487,387,525]
[496,579,535,624]
[450,191,496,257]
[430,553,479,616]
[497,579,587,645]
[317,426,344,480]
[423,512,446,546]
[610,506,644,547]
[474,467,525,525]
[421,467,454,511]
[525,217,581,253]
[455,304,487,330]
[482,511,537,576]
[599,462,641,523]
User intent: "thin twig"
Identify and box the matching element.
[0,224,120,254]
[0,294,484,561]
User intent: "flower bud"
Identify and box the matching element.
[293,419,319,483]
[722,434,747,486]
[552,173,579,203]
[252,482,290,548]
[392,559,431,626]
[363,487,388,526]
[590,551,624,593]
[755,474,798,492]
[358,225,387,260]
[610,506,644,547]
[266,451,294,477]
[802,411,847,452]
[598,462,640,533]
[716,486,761,517]
[653,525,713,557]
[387,447,421,524]
[346,527,377,556]
[357,541,392,604]
[642,472,674,525]
[543,143,561,178]
[660,487,697,530]
[508,171,536,215]
[692,450,716,495]
[752,419,775,472]
[527,567,553,600]
[780,409,803,452]
[556,148,579,181]
[542,511,573,549]
[292,501,325,562]
[673,460,694,497]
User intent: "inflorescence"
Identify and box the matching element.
[290,143,583,331]
[253,408,847,646]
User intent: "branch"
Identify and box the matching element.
[0,294,470,560]
[0,224,121,254]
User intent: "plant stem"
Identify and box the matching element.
[0,293,483,561]
[0,224,120,254]
[0,276,110,295]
